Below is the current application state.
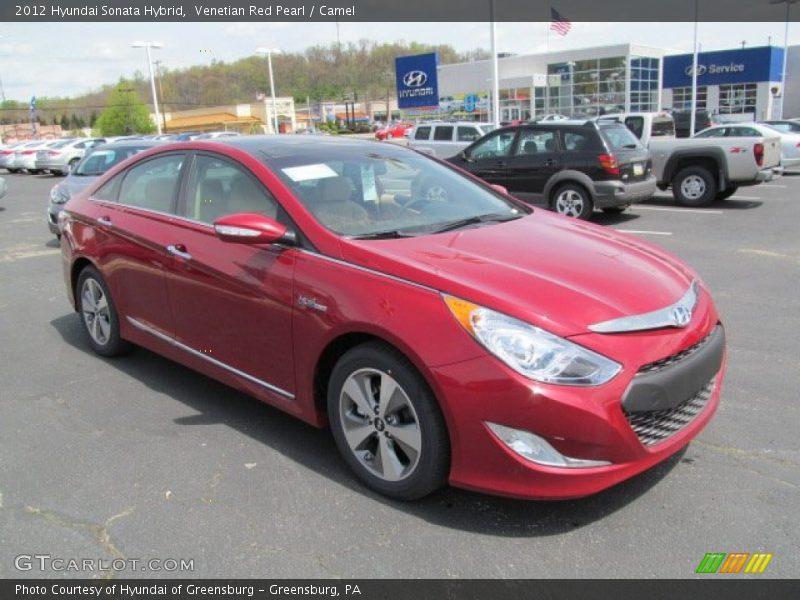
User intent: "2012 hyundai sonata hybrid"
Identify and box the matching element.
[59,136,726,501]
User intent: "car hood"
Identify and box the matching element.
[340,212,697,337]
[58,174,98,198]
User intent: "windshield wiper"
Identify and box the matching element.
[350,229,418,240]
[431,212,521,234]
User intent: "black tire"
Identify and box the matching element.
[327,341,450,500]
[551,183,593,220]
[28,169,41,175]
[671,166,717,207]
[601,204,630,214]
[76,266,132,358]
[715,186,738,201]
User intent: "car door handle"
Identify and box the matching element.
[544,159,557,166]
[97,216,112,227]
[166,244,192,260]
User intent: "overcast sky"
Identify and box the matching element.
[1,21,799,101]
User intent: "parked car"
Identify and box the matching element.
[194,131,242,139]
[11,140,60,174]
[693,122,799,169]
[375,123,412,140]
[0,142,25,171]
[646,127,782,205]
[594,112,676,146]
[447,120,656,219]
[409,121,496,158]
[672,109,716,138]
[47,140,162,238]
[761,120,800,134]
[35,137,106,175]
[59,135,725,501]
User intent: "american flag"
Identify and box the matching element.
[550,8,572,36]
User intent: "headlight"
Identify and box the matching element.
[444,295,621,386]
[50,185,70,205]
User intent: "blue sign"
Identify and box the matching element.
[395,53,439,109]
[663,46,784,88]
[463,94,478,113]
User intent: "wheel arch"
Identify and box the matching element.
[69,256,97,310]
[664,149,727,188]
[543,170,596,205]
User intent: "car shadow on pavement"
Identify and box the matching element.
[44,238,60,248]
[641,197,763,210]
[50,312,684,537]
[592,212,641,226]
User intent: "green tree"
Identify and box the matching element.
[95,83,156,135]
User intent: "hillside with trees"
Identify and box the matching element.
[0,41,489,132]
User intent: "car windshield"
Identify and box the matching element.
[74,145,151,176]
[262,145,525,237]
[600,125,643,150]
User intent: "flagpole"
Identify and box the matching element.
[490,0,500,126]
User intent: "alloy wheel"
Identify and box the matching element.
[81,278,111,346]
[680,174,706,200]
[555,189,586,218]
[338,368,422,482]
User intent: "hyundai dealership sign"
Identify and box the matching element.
[663,46,784,87]
[395,53,439,109]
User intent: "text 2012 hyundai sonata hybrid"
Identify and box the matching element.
[59,136,726,501]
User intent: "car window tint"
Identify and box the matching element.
[729,127,760,137]
[457,126,481,142]
[414,126,431,140]
[118,154,184,213]
[562,130,596,153]
[469,130,516,159]
[515,129,558,155]
[624,117,645,139]
[695,128,726,138]
[601,125,642,150]
[433,126,454,141]
[184,154,278,224]
[92,175,121,202]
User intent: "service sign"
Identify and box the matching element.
[663,46,784,88]
[395,53,439,109]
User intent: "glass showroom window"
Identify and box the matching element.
[719,83,757,114]
[671,86,708,111]
[630,57,660,113]
[548,57,628,117]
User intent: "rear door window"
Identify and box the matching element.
[468,130,517,159]
[514,129,558,155]
[118,154,185,213]
[433,126,454,141]
[457,126,482,142]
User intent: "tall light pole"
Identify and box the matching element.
[489,0,500,125]
[690,0,699,137]
[131,40,163,135]
[771,0,798,120]
[256,47,281,134]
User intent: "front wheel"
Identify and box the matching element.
[552,183,593,220]
[76,266,132,357]
[672,166,717,207]
[327,342,449,500]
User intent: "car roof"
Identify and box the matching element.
[93,140,165,149]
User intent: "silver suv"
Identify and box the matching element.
[409,121,495,159]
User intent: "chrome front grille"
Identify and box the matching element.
[639,332,712,374]
[624,377,715,447]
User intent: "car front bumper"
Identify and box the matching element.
[431,313,724,500]
[46,203,63,235]
[593,175,657,208]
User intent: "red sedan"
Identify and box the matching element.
[58,136,725,500]
[375,123,412,141]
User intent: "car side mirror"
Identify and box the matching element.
[460,150,474,163]
[213,213,297,246]
[490,184,508,195]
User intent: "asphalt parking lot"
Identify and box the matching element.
[0,171,798,579]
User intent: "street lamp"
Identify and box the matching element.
[770,0,798,119]
[131,40,163,135]
[256,47,281,134]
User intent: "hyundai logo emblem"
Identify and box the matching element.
[671,305,692,328]
[685,64,707,77]
[403,70,428,88]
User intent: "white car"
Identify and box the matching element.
[695,123,800,169]
[13,140,60,174]
[408,121,496,158]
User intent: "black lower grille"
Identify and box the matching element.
[639,331,713,374]
[624,377,715,446]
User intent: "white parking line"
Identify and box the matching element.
[727,196,761,201]
[635,206,723,215]
[615,229,673,236]
[760,184,787,188]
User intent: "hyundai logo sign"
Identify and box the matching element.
[685,64,708,77]
[395,53,439,109]
[403,70,428,88]
[685,62,744,77]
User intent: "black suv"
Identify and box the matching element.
[447,121,656,219]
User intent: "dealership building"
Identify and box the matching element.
[430,43,800,122]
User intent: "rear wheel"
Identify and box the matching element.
[76,266,132,358]
[552,183,593,220]
[715,186,738,201]
[672,166,717,207]
[327,342,449,500]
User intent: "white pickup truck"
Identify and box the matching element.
[598,112,781,206]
